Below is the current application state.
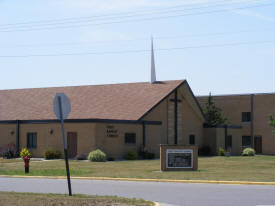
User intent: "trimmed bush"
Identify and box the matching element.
[43,148,62,159]
[125,150,137,160]
[218,148,225,156]
[88,149,106,162]
[20,148,31,159]
[242,148,255,156]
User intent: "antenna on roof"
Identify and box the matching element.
[150,37,156,84]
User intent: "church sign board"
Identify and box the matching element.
[160,145,198,171]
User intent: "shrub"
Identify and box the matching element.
[242,148,255,156]
[0,143,17,159]
[20,148,31,159]
[198,145,212,156]
[125,150,137,160]
[88,149,106,162]
[218,148,225,156]
[75,153,87,160]
[43,148,62,159]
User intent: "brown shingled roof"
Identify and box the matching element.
[0,80,185,121]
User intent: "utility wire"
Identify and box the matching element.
[0,2,272,32]
[1,39,274,58]
[0,0,261,28]
[2,26,275,48]
[0,1,266,30]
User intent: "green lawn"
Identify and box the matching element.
[1,155,275,182]
[0,192,153,206]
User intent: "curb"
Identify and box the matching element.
[1,175,275,186]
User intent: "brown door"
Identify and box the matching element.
[67,132,77,158]
[254,136,262,154]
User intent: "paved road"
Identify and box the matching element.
[1,177,275,206]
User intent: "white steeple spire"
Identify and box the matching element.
[150,37,156,84]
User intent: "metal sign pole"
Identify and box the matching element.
[58,96,72,196]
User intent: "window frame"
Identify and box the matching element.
[124,133,136,144]
[242,112,251,123]
[242,136,251,147]
[27,133,37,149]
[189,135,195,145]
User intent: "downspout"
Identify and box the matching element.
[142,122,146,147]
[250,94,254,148]
[224,124,228,150]
[16,120,20,154]
[174,89,178,144]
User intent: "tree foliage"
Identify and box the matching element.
[269,115,275,134]
[203,93,227,126]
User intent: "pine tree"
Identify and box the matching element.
[203,93,227,126]
[269,115,275,134]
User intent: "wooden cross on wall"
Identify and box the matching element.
[169,90,182,144]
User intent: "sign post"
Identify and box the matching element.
[53,93,72,196]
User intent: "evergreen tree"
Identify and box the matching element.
[203,93,227,126]
[269,115,275,134]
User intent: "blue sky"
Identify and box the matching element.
[0,0,275,95]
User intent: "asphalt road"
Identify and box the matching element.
[1,177,275,206]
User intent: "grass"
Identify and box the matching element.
[0,192,154,206]
[1,155,275,182]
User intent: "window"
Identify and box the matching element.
[27,133,37,148]
[225,135,232,150]
[189,135,195,145]
[125,133,136,144]
[242,136,251,147]
[242,112,251,122]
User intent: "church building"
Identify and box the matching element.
[1,40,275,158]
[0,80,205,158]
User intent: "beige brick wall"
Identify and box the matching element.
[180,85,204,147]
[19,123,96,157]
[203,128,216,150]
[143,83,205,154]
[198,95,250,125]
[0,124,17,149]
[167,93,175,144]
[229,128,242,155]
[254,94,275,155]
[143,97,168,152]
[215,128,225,152]
[166,90,184,145]
[204,128,242,155]
[198,93,275,155]
[95,123,142,159]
